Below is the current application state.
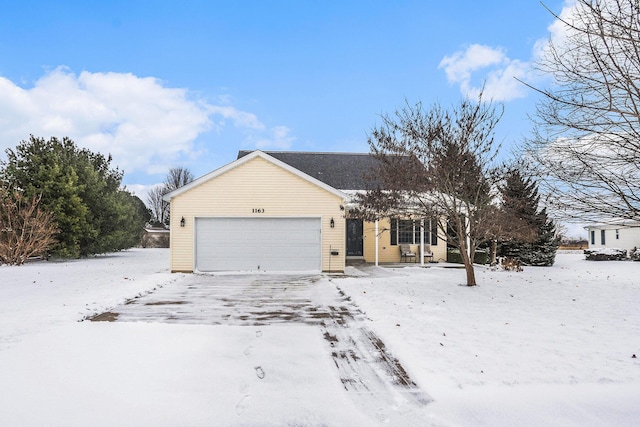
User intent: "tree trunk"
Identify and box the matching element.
[464,261,477,287]
[490,239,497,266]
[458,235,477,286]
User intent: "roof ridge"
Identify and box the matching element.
[239,150,372,155]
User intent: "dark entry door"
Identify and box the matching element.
[346,219,364,257]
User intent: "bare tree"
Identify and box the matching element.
[146,167,194,227]
[0,188,59,265]
[358,92,503,286]
[524,0,640,222]
[164,167,195,192]
[480,204,537,267]
[146,185,169,226]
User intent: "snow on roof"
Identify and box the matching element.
[583,218,640,229]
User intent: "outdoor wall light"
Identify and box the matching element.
[180,216,185,227]
[330,217,335,228]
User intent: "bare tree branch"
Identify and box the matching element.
[358,92,504,286]
[526,0,640,222]
[147,167,195,226]
[0,187,59,265]
[146,185,169,226]
[164,167,195,192]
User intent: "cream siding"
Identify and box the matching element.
[169,156,345,272]
[362,218,447,263]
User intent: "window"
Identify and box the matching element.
[601,229,606,245]
[398,219,415,244]
[616,229,620,240]
[390,218,439,245]
[430,219,438,245]
[591,230,595,245]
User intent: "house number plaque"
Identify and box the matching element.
[252,208,265,213]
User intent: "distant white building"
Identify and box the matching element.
[585,219,640,255]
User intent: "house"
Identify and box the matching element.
[163,150,447,273]
[585,219,640,256]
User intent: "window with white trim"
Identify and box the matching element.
[601,229,606,245]
[390,218,438,245]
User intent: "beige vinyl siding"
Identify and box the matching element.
[169,156,345,272]
[362,218,447,263]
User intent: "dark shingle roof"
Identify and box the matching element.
[237,150,381,190]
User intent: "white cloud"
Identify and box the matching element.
[0,68,211,174]
[439,1,580,102]
[439,44,532,102]
[439,44,507,84]
[0,67,295,175]
[467,59,531,101]
[254,125,295,150]
[208,105,265,131]
[531,0,579,66]
[547,0,578,41]
[124,183,160,203]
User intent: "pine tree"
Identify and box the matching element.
[498,169,560,266]
[1,135,147,257]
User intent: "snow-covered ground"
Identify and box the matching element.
[338,255,640,426]
[0,249,638,426]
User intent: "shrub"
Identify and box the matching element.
[502,257,523,272]
[0,188,59,265]
[447,248,490,265]
[584,248,627,261]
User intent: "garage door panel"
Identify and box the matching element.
[196,217,321,272]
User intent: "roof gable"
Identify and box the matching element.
[237,150,382,190]
[163,150,348,201]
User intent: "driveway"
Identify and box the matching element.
[91,272,430,423]
[92,274,358,326]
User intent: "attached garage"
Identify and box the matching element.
[195,217,321,272]
[163,150,347,273]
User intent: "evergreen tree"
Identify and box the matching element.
[1,135,147,257]
[498,169,560,266]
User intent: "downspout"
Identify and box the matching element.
[375,219,379,267]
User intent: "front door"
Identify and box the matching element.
[346,218,364,257]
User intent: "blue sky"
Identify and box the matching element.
[0,0,568,197]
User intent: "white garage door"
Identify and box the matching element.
[195,217,321,272]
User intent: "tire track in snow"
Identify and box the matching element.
[319,287,431,424]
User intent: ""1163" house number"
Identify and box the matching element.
[252,208,265,213]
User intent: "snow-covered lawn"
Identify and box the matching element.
[338,255,640,426]
[0,249,638,426]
